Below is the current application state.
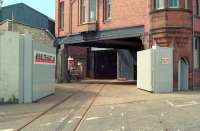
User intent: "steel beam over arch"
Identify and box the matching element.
[55,25,144,47]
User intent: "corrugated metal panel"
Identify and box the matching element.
[0,3,55,35]
[118,49,136,80]
[0,31,21,103]
[32,41,56,101]
[0,31,55,104]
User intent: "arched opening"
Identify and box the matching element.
[86,37,144,80]
[178,57,189,91]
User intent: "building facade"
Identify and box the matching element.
[0,3,55,45]
[0,20,55,46]
[55,0,200,91]
[0,3,55,35]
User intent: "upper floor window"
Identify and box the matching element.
[193,37,200,69]
[198,0,200,16]
[81,0,87,23]
[184,0,189,9]
[104,0,112,21]
[168,0,179,8]
[89,0,97,22]
[155,0,164,10]
[60,2,64,30]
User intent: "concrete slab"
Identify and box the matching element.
[1,83,200,131]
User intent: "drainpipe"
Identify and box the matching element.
[68,0,72,35]
[192,0,195,51]
[192,0,195,89]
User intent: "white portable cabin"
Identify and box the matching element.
[137,45,173,93]
[0,31,55,103]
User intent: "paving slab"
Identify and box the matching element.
[1,83,200,131]
[0,83,90,130]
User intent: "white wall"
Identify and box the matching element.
[137,49,153,92]
[0,31,20,103]
[32,41,56,102]
[137,46,173,93]
[0,31,56,104]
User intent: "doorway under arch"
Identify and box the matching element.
[178,57,189,91]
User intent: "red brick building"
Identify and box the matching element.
[55,0,200,91]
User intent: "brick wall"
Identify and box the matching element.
[0,21,54,46]
[68,46,88,59]
[150,0,200,90]
[55,0,150,36]
[55,0,200,90]
[0,21,9,31]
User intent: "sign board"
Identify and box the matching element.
[161,57,169,65]
[33,50,56,65]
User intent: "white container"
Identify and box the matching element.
[0,31,56,103]
[137,45,173,93]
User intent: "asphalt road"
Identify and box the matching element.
[1,83,200,131]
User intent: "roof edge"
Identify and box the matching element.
[2,3,54,22]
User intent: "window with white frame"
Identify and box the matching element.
[194,37,200,69]
[168,0,179,8]
[89,0,97,22]
[184,0,189,9]
[155,0,164,9]
[104,0,111,21]
[81,0,87,23]
[198,0,200,16]
[60,2,64,30]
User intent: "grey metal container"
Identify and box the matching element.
[137,45,173,93]
[0,31,55,103]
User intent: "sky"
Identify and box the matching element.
[2,0,55,19]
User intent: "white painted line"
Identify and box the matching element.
[0,129,14,131]
[59,117,66,123]
[44,122,52,126]
[86,117,102,121]
[166,100,174,107]
[166,100,199,108]
[160,112,167,117]
[73,116,82,119]
[121,112,124,117]
[106,129,121,131]
[175,101,198,107]
[68,120,73,124]
[59,109,74,123]
[110,106,115,110]
[40,122,52,127]
[121,126,125,130]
